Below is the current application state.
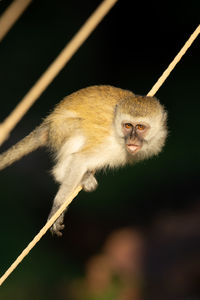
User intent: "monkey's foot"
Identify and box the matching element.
[82,171,98,192]
[50,214,65,237]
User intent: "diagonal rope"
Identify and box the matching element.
[0,0,32,42]
[147,25,200,97]
[0,0,118,146]
[0,24,199,287]
[0,186,82,286]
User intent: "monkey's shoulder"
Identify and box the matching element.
[56,85,134,109]
[50,85,134,129]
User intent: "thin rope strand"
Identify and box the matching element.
[0,0,32,42]
[0,0,118,146]
[0,186,82,286]
[0,22,199,289]
[147,25,200,97]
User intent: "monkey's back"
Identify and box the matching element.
[46,85,134,151]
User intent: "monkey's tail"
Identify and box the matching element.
[0,124,48,171]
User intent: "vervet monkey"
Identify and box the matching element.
[0,85,167,236]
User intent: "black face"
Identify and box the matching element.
[122,122,150,154]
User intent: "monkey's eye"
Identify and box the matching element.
[136,124,145,131]
[124,123,133,130]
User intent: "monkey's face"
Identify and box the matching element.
[121,121,150,155]
[114,97,168,160]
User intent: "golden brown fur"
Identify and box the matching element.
[45,85,134,152]
[0,85,167,236]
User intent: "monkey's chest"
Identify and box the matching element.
[86,135,127,170]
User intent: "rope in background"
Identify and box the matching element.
[0,6,199,288]
[0,0,32,42]
[147,25,200,97]
[0,0,118,146]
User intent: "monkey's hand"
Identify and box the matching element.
[49,212,65,237]
[81,171,98,192]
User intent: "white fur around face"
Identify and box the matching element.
[114,113,133,138]
[114,110,167,159]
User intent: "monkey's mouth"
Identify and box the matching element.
[126,144,141,154]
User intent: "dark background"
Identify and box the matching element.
[0,1,199,299]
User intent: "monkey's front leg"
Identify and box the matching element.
[48,163,88,236]
[48,183,68,237]
[49,171,98,236]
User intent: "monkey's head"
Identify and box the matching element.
[114,94,167,160]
